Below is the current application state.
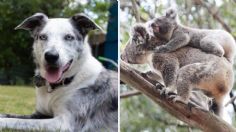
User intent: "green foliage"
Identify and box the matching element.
[0,0,110,84]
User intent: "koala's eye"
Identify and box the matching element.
[64,34,75,41]
[39,34,48,41]
[156,18,162,22]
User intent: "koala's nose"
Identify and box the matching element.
[44,51,59,64]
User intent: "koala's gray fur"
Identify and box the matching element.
[148,8,236,63]
[121,24,234,121]
[141,71,213,111]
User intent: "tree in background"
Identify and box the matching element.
[0,0,110,85]
[120,0,236,131]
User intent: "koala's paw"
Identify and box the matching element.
[131,25,149,45]
[158,87,176,99]
[164,87,176,96]
[132,34,145,46]
[170,95,188,104]
[212,50,224,57]
[154,46,168,53]
[191,104,209,112]
[155,83,164,93]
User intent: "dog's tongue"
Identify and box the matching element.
[45,68,62,83]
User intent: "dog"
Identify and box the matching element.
[0,13,118,132]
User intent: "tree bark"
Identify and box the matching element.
[131,0,140,22]
[120,90,141,98]
[120,60,236,132]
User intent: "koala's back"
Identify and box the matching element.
[172,46,230,66]
[151,47,233,116]
[151,46,233,91]
[179,26,236,62]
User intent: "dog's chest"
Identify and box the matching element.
[35,86,74,116]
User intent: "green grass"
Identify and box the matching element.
[0,85,35,115]
[0,86,62,131]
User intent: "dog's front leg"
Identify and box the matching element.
[0,115,71,131]
[0,111,52,119]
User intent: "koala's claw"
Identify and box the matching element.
[191,104,209,112]
[187,100,209,112]
[171,95,188,104]
[170,96,209,112]
[155,83,167,98]
[160,89,168,98]
[166,92,176,99]
[155,83,164,90]
[132,36,145,46]
[161,86,176,97]
[132,30,149,46]
[154,46,168,53]
[155,83,164,94]
[213,51,224,57]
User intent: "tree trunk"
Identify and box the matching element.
[120,61,236,132]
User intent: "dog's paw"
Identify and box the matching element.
[0,114,8,118]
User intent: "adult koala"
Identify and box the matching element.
[121,24,234,123]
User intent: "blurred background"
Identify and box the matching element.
[120,0,236,131]
[0,0,117,114]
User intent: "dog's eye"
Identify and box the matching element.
[39,34,48,41]
[64,34,75,41]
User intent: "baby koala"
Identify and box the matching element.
[148,8,236,63]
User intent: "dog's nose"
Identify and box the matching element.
[44,51,59,64]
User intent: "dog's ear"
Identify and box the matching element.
[15,13,48,31]
[70,13,101,37]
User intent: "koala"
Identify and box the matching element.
[121,24,234,122]
[140,71,213,111]
[148,8,236,63]
[190,90,213,111]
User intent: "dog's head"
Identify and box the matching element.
[16,13,100,83]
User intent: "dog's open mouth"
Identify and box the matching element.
[45,59,73,83]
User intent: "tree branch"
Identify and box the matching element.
[196,0,232,33]
[120,90,141,98]
[131,0,141,22]
[120,60,236,132]
[225,96,236,107]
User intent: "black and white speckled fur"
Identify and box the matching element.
[0,13,118,132]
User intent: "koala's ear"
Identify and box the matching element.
[15,13,48,31]
[70,13,101,37]
[165,8,177,20]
